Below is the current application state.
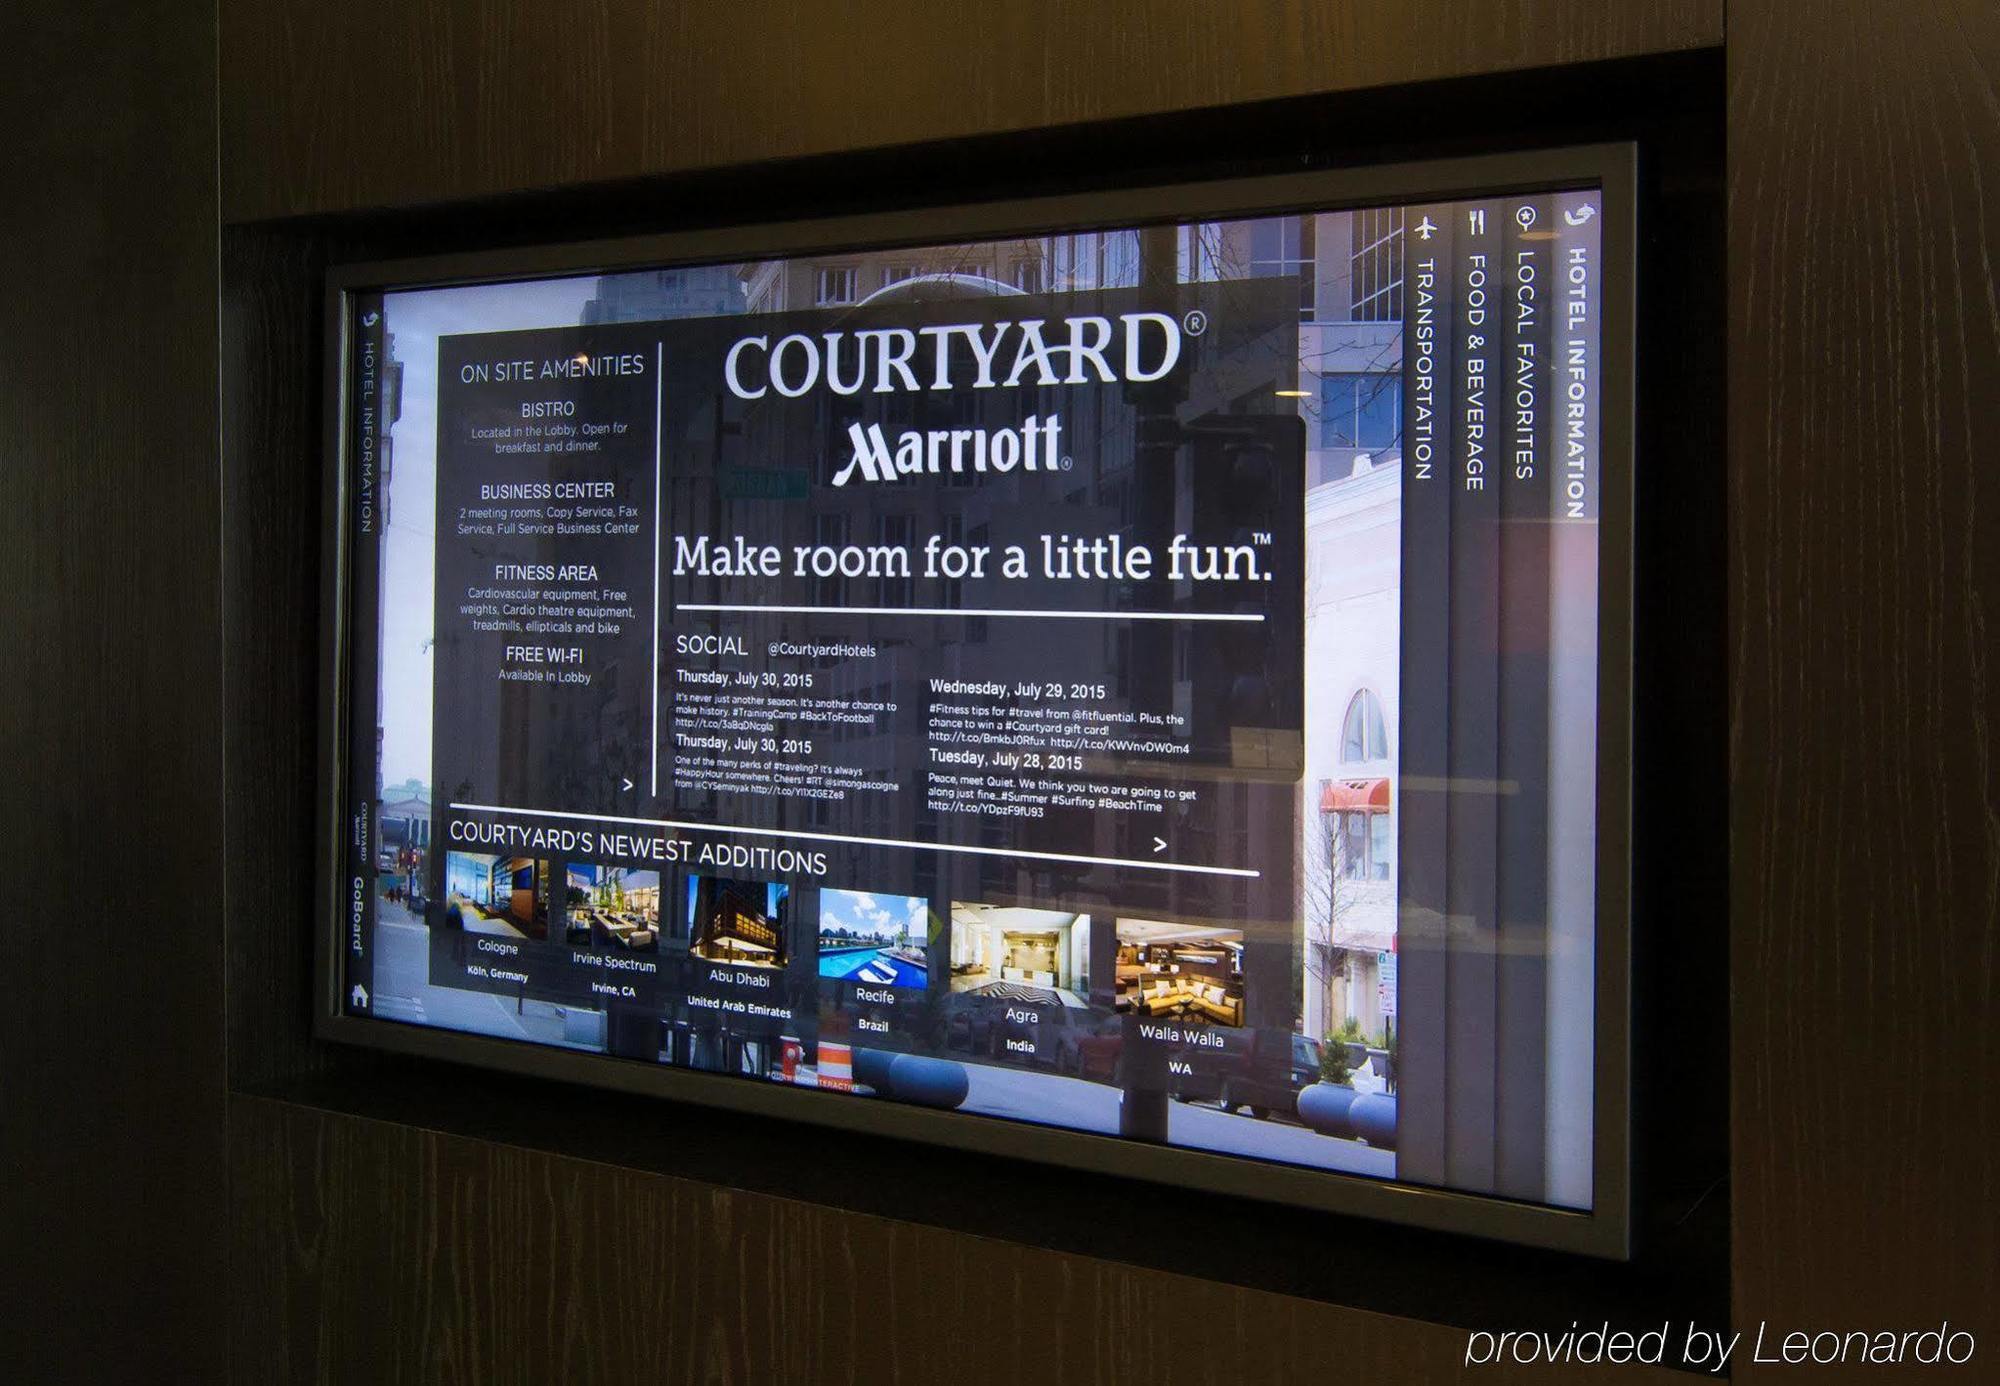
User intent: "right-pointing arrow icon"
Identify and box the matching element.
[621,776,634,792]
[1152,836,1167,855]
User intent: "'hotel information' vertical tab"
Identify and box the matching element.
[346,289,387,1011]
[1554,193,1601,523]
[1543,185,1602,1212]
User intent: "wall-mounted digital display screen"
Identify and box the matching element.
[324,149,1631,1252]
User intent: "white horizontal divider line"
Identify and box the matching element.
[676,603,1263,623]
[448,801,1260,879]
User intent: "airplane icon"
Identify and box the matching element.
[1416,215,1438,240]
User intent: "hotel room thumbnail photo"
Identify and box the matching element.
[946,902,1092,1010]
[441,851,551,941]
[685,875,791,969]
[565,864,661,953]
[1113,919,1245,1026]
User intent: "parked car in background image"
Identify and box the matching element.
[1169,1029,1323,1122]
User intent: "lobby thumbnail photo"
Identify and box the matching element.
[442,851,550,941]
[817,889,930,990]
[685,875,790,969]
[1114,918,1245,1026]
[565,864,661,953]
[948,903,1090,1009]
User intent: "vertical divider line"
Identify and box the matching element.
[652,340,663,798]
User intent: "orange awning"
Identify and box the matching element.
[1319,777,1391,813]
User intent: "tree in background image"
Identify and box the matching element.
[1301,799,1353,1049]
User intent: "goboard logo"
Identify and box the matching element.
[720,313,1188,487]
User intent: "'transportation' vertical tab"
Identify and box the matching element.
[1395,202,1456,1185]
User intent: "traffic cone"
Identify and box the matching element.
[818,1040,853,1093]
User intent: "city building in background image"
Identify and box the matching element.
[1255,211,1403,1074]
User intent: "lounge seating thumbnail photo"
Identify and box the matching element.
[948,903,1090,1009]
[817,889,930,989]
[1114,918,1245,1026]
[685,875,790,969]
[566,864,661,952]
[442,851,550,940]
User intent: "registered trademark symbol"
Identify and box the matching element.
[1059,455,1074,470]
[1183,309,1208,336]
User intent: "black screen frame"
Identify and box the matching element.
[314,142,1636,1258]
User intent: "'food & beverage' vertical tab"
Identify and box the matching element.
[1444,196,1504,1192]
[430,324,663,817]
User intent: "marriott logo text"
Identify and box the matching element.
[837,414,1063,487]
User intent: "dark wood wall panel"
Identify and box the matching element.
[0,0,226,1381]
[200,0,2000,1377]
[219,0,1720,222]
[1728,0,2000,1374]
[222,226,352,1092]
[230,1094,1680,1386]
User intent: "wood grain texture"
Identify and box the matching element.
[221,226,353,1092]
[1728,0,2000,1373]
[0,0,227,1380]
[230,1093,1685,1386]
[219,0,1720,222]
